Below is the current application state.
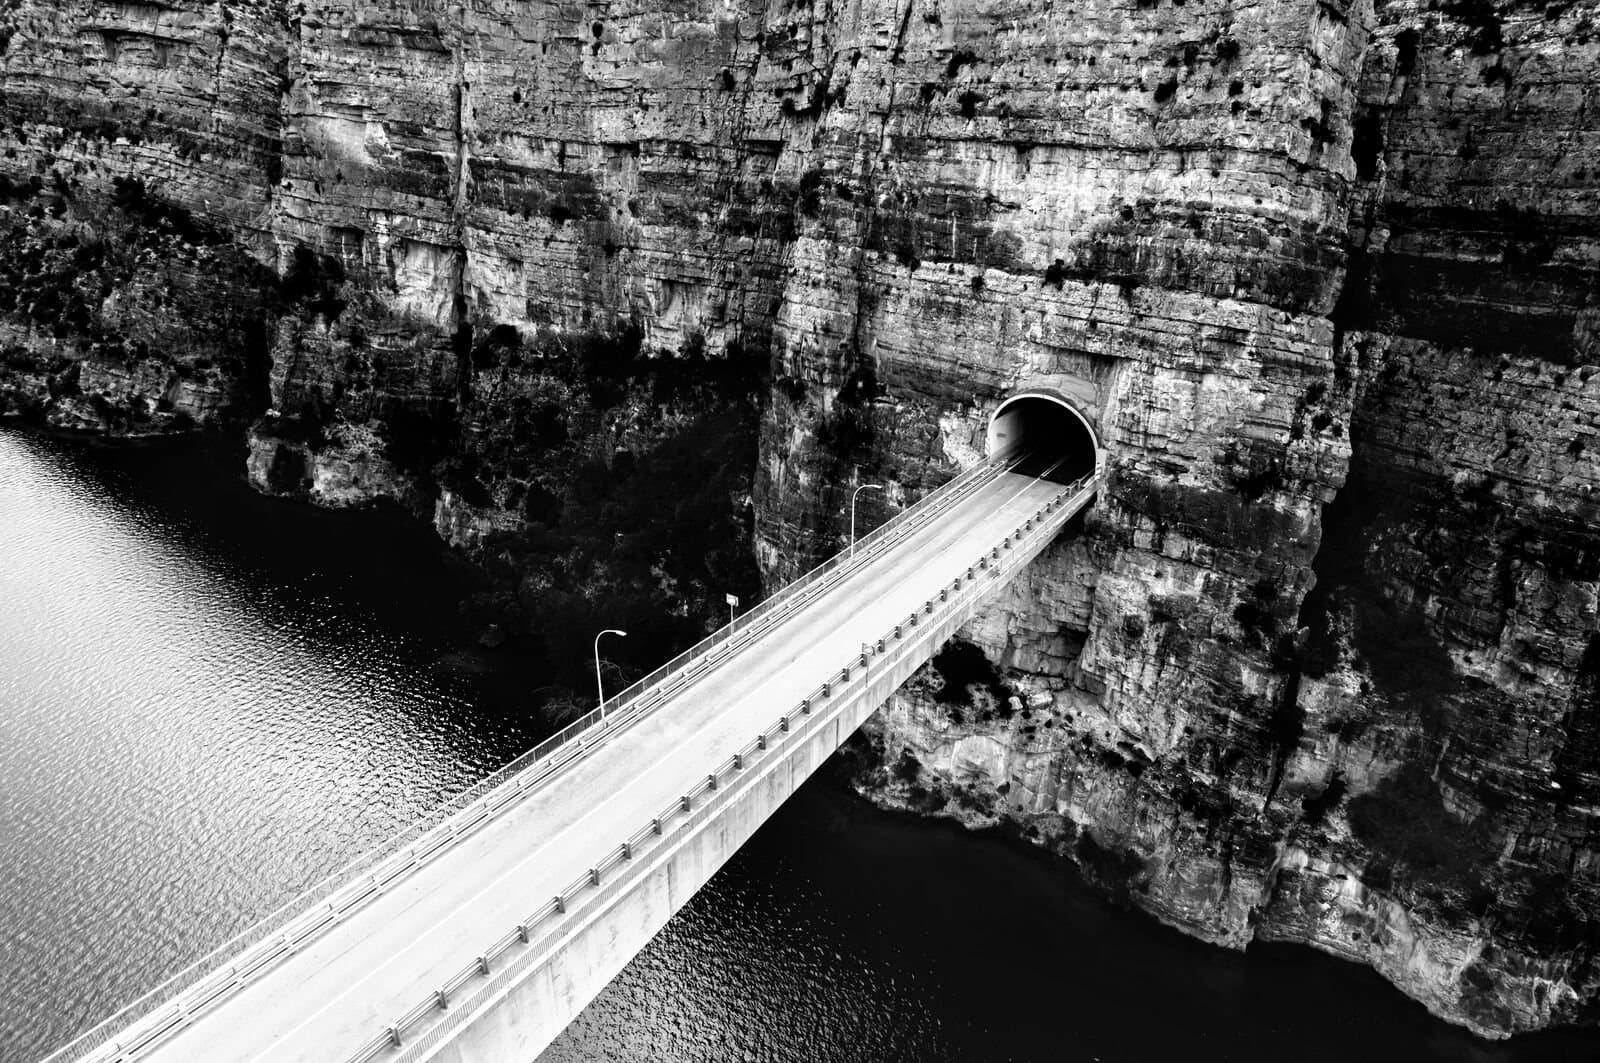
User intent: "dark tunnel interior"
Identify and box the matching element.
[987,396,1099,485]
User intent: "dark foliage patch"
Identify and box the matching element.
[1347,763,1494,882]
[1351,111,1384,181]
[379,404,459,478]
[1233,578,1282,644]
[931,640,993,703]
[281,245,347,323]
[1519,871,1600,952]
[797,168,825,218]
[931,639,1013,715]
[109,176,226,247]
[894,747,922,783]
[1394,27,1420,75]
[0,193,276,427]
[502,406,762,693]
[814,355,882,462]
[944,49,979,79]
[1440,0,1503,54]
[1222,443,1284,501]
[1073,830,1147,900]
[1300,99,1337,150]
[1301,771,1347,825]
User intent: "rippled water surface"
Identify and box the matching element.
[3,428,1597,1063]
[553,780,1599,1063]
[0,430,537,1063]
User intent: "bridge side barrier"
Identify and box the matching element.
[356,472,1099,1063]
[38,455,1025,1063]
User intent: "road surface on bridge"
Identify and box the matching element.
[131,467,1068,1063]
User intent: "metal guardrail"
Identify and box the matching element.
[38,454,1030,1063]
[368,469,1100,1063]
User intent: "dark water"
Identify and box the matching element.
[2,429,1596,1063]
[556,781,1600,1063]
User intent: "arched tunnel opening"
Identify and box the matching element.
[985,392,1100,485]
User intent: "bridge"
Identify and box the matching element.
[41,392,1104,1063]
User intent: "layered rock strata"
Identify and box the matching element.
[845,0,1600,1040]
[0,0,1596,1039]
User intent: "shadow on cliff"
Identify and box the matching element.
[445,330,768,715]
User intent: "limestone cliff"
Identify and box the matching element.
[0,0,1595,1039]
[839,0,1600,1040]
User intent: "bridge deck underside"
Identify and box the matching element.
[134,470,1068,1063]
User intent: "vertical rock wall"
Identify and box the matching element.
[0,0,284,431]
[851,0,1600,1040]
[0,0,1597,1038]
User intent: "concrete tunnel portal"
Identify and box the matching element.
[986,390,1101,485]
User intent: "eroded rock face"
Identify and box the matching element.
[846,0,1600,1040]
[0,0,283,433]
[0,0,1596,1039]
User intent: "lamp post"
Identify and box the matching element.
[850,483,883,557]
[593,628,627,711]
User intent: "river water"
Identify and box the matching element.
[0,427,1594,1063]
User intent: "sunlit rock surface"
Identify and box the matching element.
[0,0,1596,1038]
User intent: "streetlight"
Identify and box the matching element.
[850,483,883,557]
[593,628,627,711]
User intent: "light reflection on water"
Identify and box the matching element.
[2,428,1596,1063]
[0,430,534,1062]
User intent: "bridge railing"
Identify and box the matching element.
[523,452,1018,756]
[363,470,1100,1063]
[37,453,1023,1063]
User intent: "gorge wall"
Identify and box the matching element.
[0,0,1596,1040]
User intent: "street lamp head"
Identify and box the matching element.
[594,629,628,710]
[849,484,886,557]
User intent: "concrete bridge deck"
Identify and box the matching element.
[44,457,1098,1063]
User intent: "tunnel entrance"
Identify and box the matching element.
[985,391,1100,484]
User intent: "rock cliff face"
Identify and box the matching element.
[0,0,1596,1039]
[844,0,1600,1040]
